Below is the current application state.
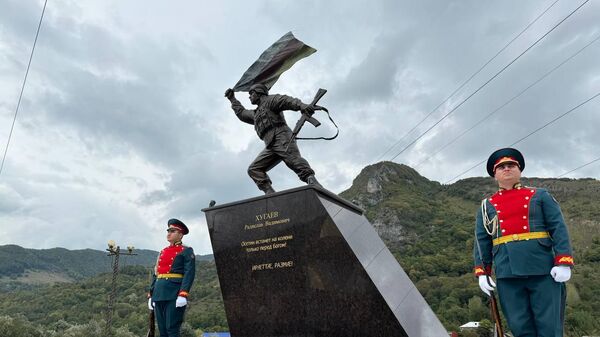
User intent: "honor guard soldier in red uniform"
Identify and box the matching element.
[473,148,574,337]
[148,219,196,337]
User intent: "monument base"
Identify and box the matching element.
[202,186,447,337]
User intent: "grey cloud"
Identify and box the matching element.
[23,12,221,165]
[163,144,267,216]
[0,184,26,213]
[0,1,43,44]
[138,189,171,206]
[336,32,413,102]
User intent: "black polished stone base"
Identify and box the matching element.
[202,186,447,337]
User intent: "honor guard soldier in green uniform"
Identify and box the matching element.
[473,148,574,337]
[148,219,196,337]
[224,84,324,194]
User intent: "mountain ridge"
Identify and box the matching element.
[0,244,213,290]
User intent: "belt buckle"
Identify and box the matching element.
[512,234,519,241]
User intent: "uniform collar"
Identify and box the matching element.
[499,182,522,191]
[170,241,183,247]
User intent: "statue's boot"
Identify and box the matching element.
[261,185,276,195]
[306,175,323,188]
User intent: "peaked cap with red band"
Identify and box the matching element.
[168,218,189,235]
[486,147,525,177]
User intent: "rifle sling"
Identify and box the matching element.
[295,108,339,141]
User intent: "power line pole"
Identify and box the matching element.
[105,240,137,337]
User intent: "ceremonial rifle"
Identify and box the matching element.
[285,88,327,152]
[146,268,155,337]
[489,288,504,337]
[145,309,155,337]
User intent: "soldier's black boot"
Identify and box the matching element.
[306,175,322,188]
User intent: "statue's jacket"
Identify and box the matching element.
[473,186,574,278]
[230,94,304,147]
[149,243,195,301]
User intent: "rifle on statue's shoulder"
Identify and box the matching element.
[285,88,328,152]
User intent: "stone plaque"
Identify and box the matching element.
[202,186,447,337]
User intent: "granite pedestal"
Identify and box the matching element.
[202,186,447,337]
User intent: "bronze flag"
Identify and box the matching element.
[233,31,316,91]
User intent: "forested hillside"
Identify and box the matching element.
[0,262,225,336]
[0,245,212,291]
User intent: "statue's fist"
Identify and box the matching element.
[224,88,234,99]
[300,104,315,115]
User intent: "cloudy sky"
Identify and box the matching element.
[1,0,598,254]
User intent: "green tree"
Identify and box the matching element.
[475,319,493,337]
[467,296,487,321]
[0,315,45,337]
[180,322,196,337]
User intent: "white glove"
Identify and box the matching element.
[175,296,187,307]
[478,275,496,296]
[550,266,572,282]
[147,298,154,311]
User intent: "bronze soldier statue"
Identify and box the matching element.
[224,84,324,194]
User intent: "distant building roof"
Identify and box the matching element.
[460,321,480,329]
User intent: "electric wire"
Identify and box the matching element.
[387,0,590,163]
[444,91,600,184]
[415,33,600,169]
[0,0,48,178]
[558,156,600,178]
[376,0,561,162]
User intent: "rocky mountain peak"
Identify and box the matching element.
[341,161,439,206]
